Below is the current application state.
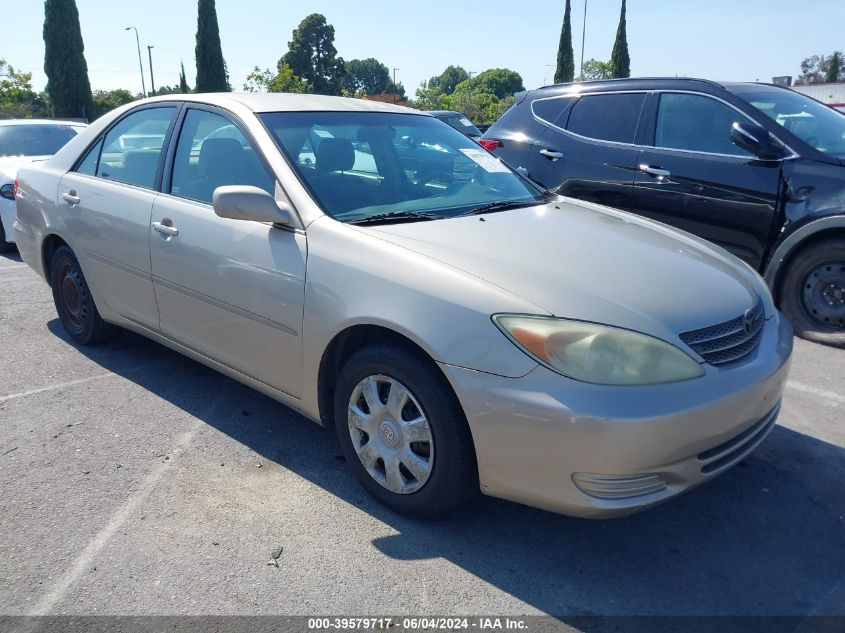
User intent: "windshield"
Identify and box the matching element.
[0,124,81,157]
[735,90,845,158]
[259,111,546,222]
[437,114,482,138]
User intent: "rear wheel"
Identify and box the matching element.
[780,239,845,347]
[49,245,113,345]
[334,343,478,518]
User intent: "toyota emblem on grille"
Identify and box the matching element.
[743,309,756,336]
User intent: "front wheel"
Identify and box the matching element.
[334,343,478,519]
[779,239,845,347]
[50,245,113,345]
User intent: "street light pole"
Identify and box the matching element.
[147,45,156,96]
[392,68,400,103]
[125,27,146,97]
[579,0,588,80]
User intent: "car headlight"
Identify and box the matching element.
[493,315,705,385]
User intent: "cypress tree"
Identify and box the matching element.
[43,0,93,119]
[554,0,575,83]
[195,0,229,92]
[179,62,191,93]
[610,0,631,79]
[825,52,841,84]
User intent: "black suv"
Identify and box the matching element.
[481,78,845,346]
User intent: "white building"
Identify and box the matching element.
[790,83,845,113]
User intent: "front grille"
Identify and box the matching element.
[680,301,765,365]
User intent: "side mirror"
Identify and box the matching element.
[212,185,292,226]
[730,122,783,160]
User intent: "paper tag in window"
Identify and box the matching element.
[459,148,510,173]
[459,117,473,127]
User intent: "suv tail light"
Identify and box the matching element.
[478,138,502,151]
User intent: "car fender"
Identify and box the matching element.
[763,214,845,289]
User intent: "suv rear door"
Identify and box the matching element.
[528,91,646,211]
[631,91,782,270]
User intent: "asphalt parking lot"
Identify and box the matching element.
[1,249,843,624]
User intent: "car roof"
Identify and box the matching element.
[143,92,428,115]
[0,118,87,127]
[426,110,465,117]
[532,77,793,96]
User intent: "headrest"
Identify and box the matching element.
[199,138,244,178]
[316,138,355,173]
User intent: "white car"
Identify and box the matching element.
[0,119,87,252]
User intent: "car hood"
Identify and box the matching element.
[361,199,765,344]
[0,155,48,181]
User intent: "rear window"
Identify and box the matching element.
[438,115,481,137]
[566,93,646,143]
[0,124,80,157]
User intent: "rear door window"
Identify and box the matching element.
[566,93,646,143]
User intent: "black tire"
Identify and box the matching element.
[0,220,11,254]
[779,238,845,347]
[49,245,113,345]
[334,343,479,519]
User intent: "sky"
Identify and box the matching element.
[6,0,845,96]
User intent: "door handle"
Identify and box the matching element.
[639,164,671,179]
[61,191,80,206]
[539,149,564,160]
[152,221,179,237]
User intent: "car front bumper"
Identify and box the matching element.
[440,311,794,518]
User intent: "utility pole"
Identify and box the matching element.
[125,27,146,97]
[579,0,588,80]
[392,68,400,103]
[147,45,156,96]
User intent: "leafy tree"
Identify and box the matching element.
[413,82,449,110]
[179,62,191,93]
[343,58,390,96]
[195,0,230,92]
[282,13,346,95]
[609,0,630,79]
[796,52,845,85]
[446,87,498,125]
[428,66,469,95]
[0,59,49,118]
[387,80,406,101]
[91,89,137,120]
[43,0,93,119]
[578,59,613,81]
[825,52,842,84]
[243,63,307,93]
[363,92,410,106]
[466,68,525,99]
[554,0,575,84]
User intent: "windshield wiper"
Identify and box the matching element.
[347,210,445,225]
[458,200,540,217]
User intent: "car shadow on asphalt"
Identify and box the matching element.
[0,249,23,263]
[47,321,845,620]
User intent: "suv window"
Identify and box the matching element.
[566,93,645,143]
[655,93,751,157]
[531,96,576,127]
[92,107,176,188]
[170,108,275,205]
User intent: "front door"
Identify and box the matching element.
[149,107,306,397]
[58,105,178,328]
[632,92,782,270]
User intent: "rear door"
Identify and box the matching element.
[528,92,646,211]
[631,92,782,269]
[58,105,178,328]
[149,106,306,397]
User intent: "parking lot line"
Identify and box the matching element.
[787,381,844,406]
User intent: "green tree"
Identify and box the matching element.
[554,0,575,83]
[825,52,842,83]
[43,0,93,119]
[179,62,191,93]
[467,68,525,99]
[0,59,49,118]
[282,13,345,95]
[578,58,613,81]
[413,81,448,110]
[343,58,390,96]
[195,0,229,92]
[429,66,469,95]
[609,0,630,79]
[90,89,137,120]
[243,63,307,93]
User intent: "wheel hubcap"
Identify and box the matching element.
[802,261,845,330]
[347,374,434,495]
